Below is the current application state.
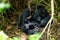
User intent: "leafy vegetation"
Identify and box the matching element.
[0,0,60,40]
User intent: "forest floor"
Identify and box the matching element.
[0,0,60,40]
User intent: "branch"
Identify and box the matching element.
[47,0,54,40]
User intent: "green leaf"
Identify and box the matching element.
[0,31,8,40]
[9,38,13,40]
[6,3,11,8]
[13,37,20,40]
[0,3,10,12]
[28,32,40,40]
[0,3,6,12]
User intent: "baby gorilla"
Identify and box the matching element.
[17,5,50,34]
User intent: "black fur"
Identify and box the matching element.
[17,5,50,34]
[18,8,30,28]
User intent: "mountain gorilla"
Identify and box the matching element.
[17,5,50,35]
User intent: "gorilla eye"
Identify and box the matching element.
[29,25,35,30]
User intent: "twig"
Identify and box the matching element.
[47,22,51,40]
[28,0,32,11]
[47,0,54,40]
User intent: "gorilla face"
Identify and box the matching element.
[17,5,50,35]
